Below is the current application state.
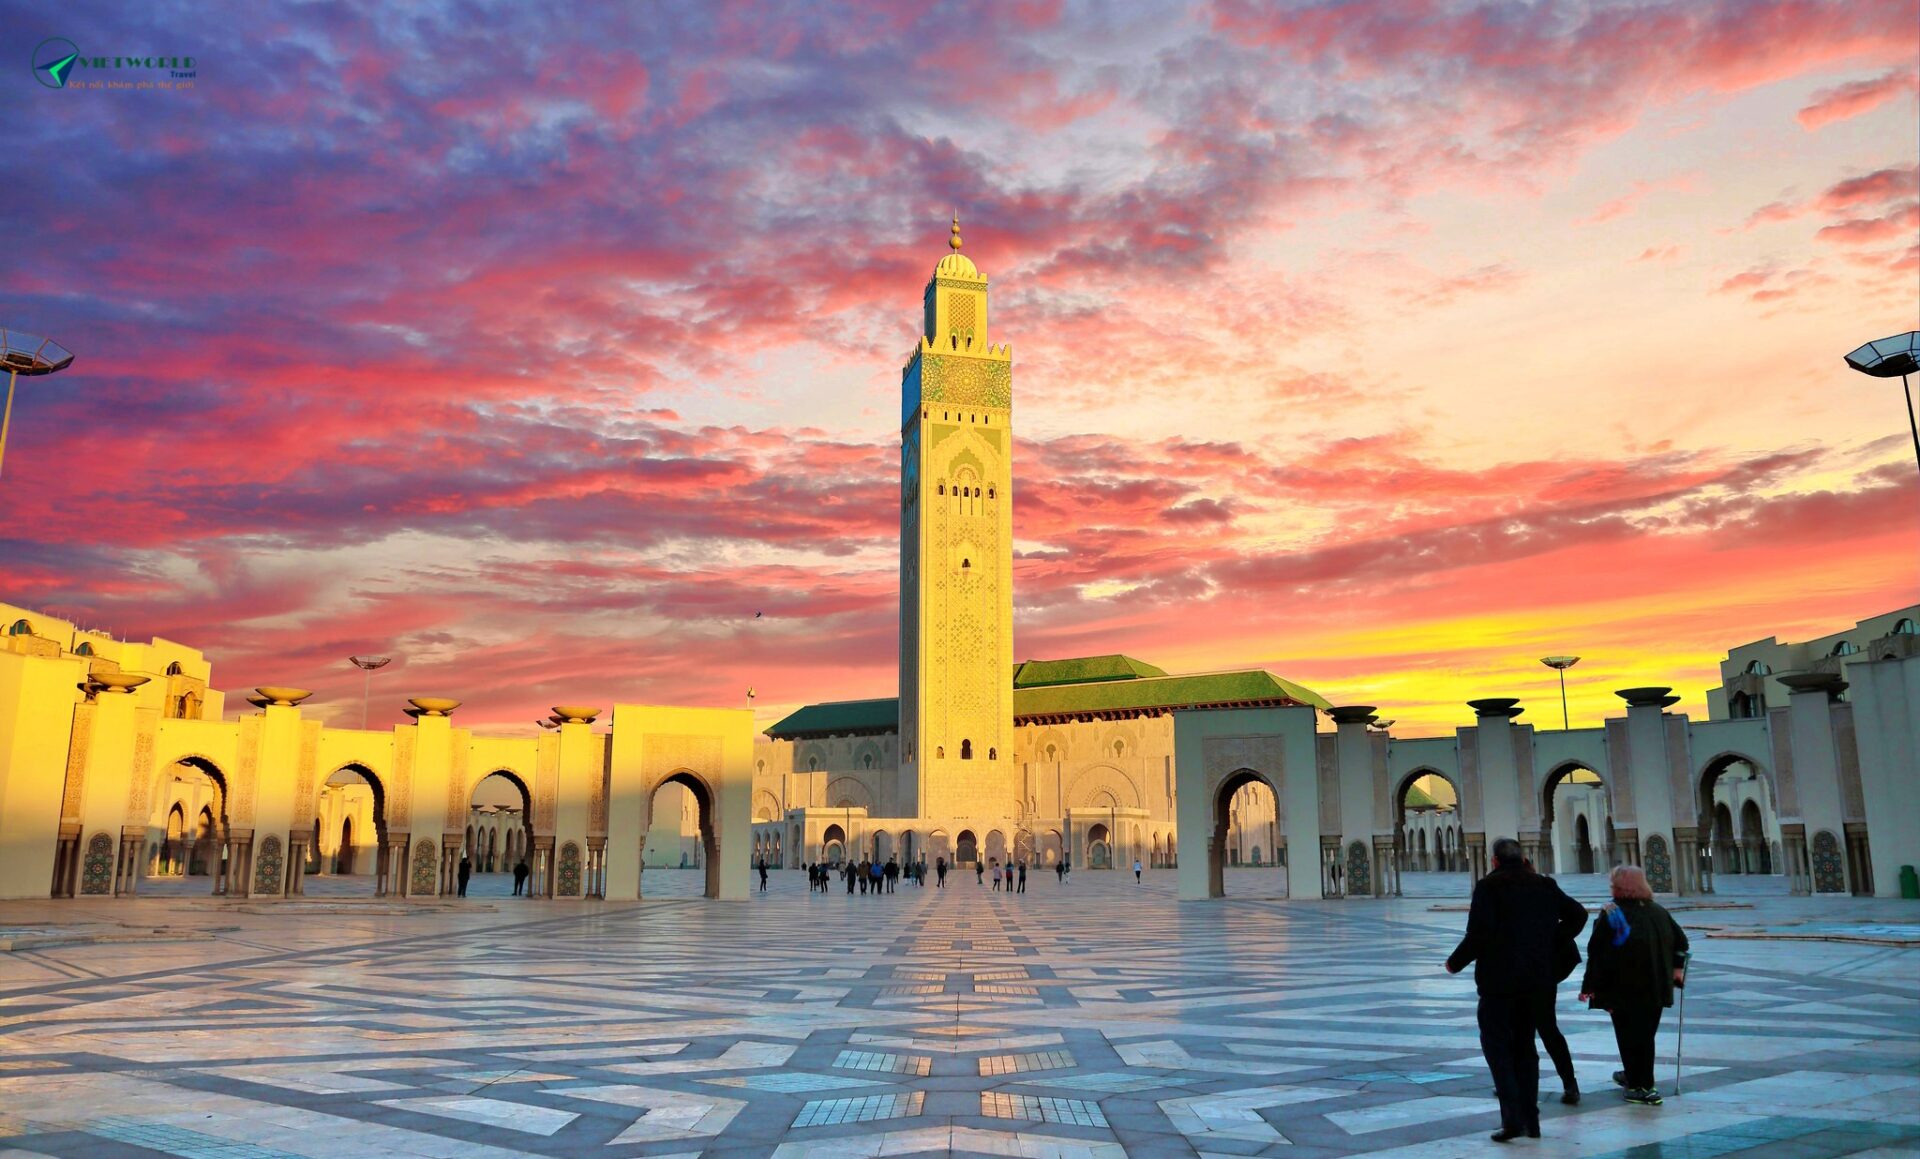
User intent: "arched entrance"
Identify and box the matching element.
[1086,824,1111,869]
[1207,769,1286,898]
[310,764,393,896]
[468,770,536,898]
[122,757,233,897]
[1739,799,1772,874]
[1539,762,1609,880]
[955,829,978,866]
[1394,769,1462,896]
[821,824,846,864]
[1696,753,1785,894]
[649,771,720,899]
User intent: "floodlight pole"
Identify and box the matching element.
[349,655,392,729]
[1541,656,1580,730]
[1902,372,1920,477]
[1,369,15,478]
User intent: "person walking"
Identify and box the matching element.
[1017,861,1027,893]
[1055,859,1065,884]
[512,857,529,896]
[870,859,884,897]
[976,859,985,886]
[457,855,471,898]
[1133,857,1143,883]
[757,857,769,892]
[885,856,899,893]
[845,860,857,895]
[1580,864,1690,1107]
[936,856,948,887]
[1445,837,1588,1143]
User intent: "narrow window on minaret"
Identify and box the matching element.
[961,740,973,760]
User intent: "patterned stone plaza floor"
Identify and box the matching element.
[0,869,1915,1158]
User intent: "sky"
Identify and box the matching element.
[2,0,1916,738]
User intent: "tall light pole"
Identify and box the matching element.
[1844,332,1920,477]
[348,655,391,729]
[0,330,74,478]
[1541,656,1580,730]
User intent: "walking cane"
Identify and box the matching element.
[1673,949,1692,1096]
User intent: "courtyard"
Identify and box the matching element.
[0,869,1914,1158]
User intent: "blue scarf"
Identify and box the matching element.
[1604,903,1631,947]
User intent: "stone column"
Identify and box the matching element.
[1780,823,1810,895]
[1465,832,1488,883]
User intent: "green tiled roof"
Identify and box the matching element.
[1012,654,1168,688]
[765,698,899,738]
[1404,783,1436,808]
[766,667,1330,738]
[1013,669,1330,718]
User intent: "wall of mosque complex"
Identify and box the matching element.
[6,594,1918,902]
[0,602,755,902]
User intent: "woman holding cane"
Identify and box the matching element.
[1579,864,1690,1106]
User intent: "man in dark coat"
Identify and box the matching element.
[512,857,529,896]
[1446,837,1588,1142]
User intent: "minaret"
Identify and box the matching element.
[898,216,1016,821]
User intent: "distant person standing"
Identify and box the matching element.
[976,860,985,886]
[936,857,948,888]
[885,857,899,893]
[457,855,471,898]
[1133,858,1143,883]
[845,861,857,894]
[757,858,768,892]
[1581,865,1690,1107]
[1055,860,1065,884]
[1446,837,1588,1143]
[1017,862,1027,894]
[512,857,529,896]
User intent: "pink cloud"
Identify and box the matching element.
[1799,68,1920,129]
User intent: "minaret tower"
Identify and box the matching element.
[898,216,1016,821]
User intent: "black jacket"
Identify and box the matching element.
[1581,898,1689,1010]
[1447,864,1589,995]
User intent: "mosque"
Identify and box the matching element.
[1,224,1917,903]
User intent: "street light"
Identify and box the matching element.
[1845,332,1920,476]
[348,655,392,729]
[0,330,74,479]
[1541,656,1580,730]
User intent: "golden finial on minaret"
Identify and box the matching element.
[950,212,963,251]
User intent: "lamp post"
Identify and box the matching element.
[1541,656,1580,730]
[348,655,391,729]
[1844,332,1920,476]
[0,330,74,479]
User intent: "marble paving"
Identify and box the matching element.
[0,869,1915,1157]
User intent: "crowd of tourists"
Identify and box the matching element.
[761,853,1088,895]
[1447,836,1691,1142]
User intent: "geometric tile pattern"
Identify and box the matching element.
[0,870,1915,1156]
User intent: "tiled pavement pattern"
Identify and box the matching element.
[0,871,1915,1157]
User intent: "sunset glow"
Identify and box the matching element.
[4,1,1916,735]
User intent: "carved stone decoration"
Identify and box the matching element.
[1513,729,1539,829]
[589,738,610,835]
[391,728,416,829]
[1200,735,1287,806]
[1064,764,1141,812]
[1832,705,1866,821]
[81,832,115,895]
[410,837,438,896]
[1345,839,1371,896]
[234,716,262,825]
[253,834,284,896]
[1811,830,1846,893]
[292,721,322,825]
[1644,834,1674,894]
[124,713,159,821]
[61,703,95,822]
[445,733,470,832]
[557,841,582,897]
[536,733,561,833]
[1604,719,1636,824]
[1768,706,1800,817]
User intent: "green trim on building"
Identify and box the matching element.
[766,664,1329,739]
